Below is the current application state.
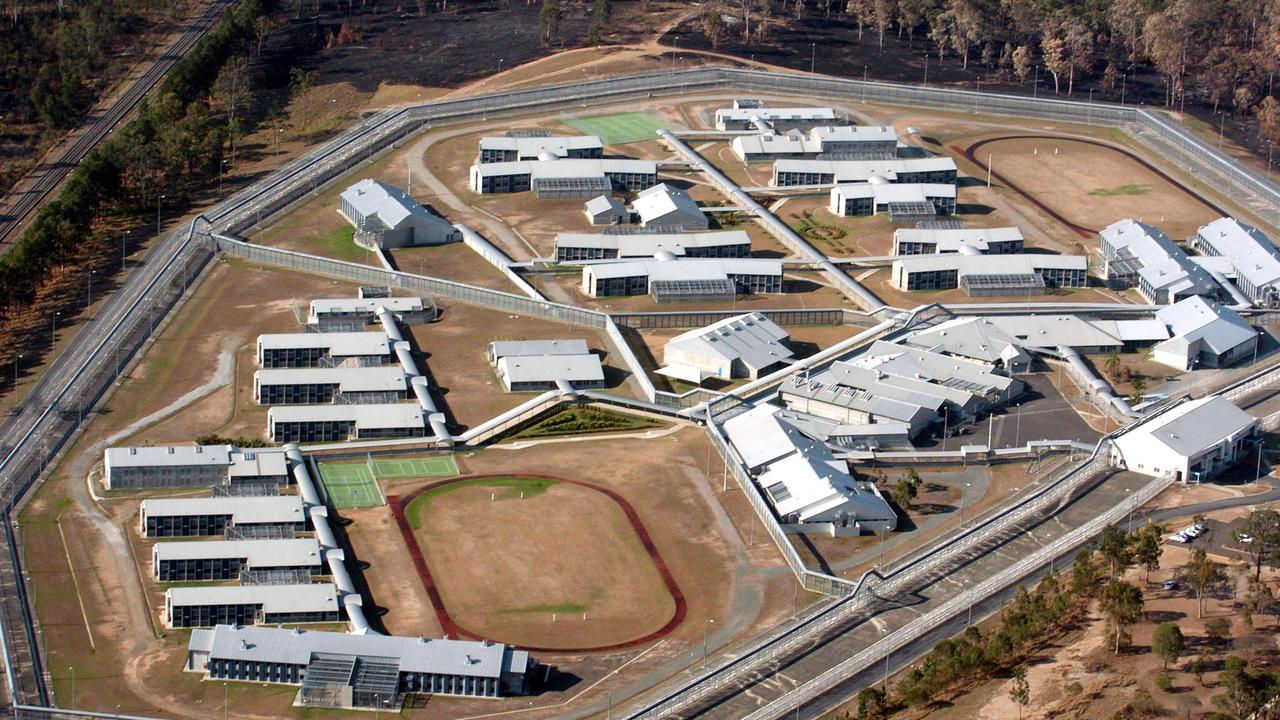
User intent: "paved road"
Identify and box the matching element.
[0,0,233,248]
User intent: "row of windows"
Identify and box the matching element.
[557,247,618,262]
[903,269,959,291]
[145,515,305,538]
[1039,268,1088,288]
[205,660,517,698]
[156,557,319,582]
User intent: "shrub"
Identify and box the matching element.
[1154,672,1173,692]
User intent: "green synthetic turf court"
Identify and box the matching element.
[315,462,384,509]
[370,456,458,479]
[564,113,667,145]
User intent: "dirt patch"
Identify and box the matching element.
[392,475,683,651]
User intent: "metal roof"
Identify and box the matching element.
[479,135,603,156]
[339,179,454,233]
[1139,396,1257,458]
[583,194,625,216]
[833,182,956,203]
[810,125,896,143]
[106,444,234,469]
[488,339,590,361]
[227,449,289,479]
[1196,217,1280,289]
[470,158,656,179]
[1156,296,1256,355]
[986,315,1124,349]
[167,583,338,615]
[496,353,604,384]
[141,495,305,524]
[894,253,1085,277]
[631,183,706,226]
[663,312,794,373]
[254,367,408,393]
[153,538,322,567]
[1099,219,1218,296]
[715,107,837,122]
[777,157,956,182]
[257,332,390,357]
[585,257,782,282]
[309,297,424,318]
[892,226,1023,253]
[555,230,750,257]
[190,624,530,680]
[267,403,425,430]
[904,317,1034,365]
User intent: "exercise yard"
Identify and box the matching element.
[399,475,681,651]
[563,112,667,144]
[964,135,1223,240]
[316,461,384,509]
[370,455,458,478]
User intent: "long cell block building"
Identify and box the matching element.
[152,538,323,582]
[167,583,341,628]
[141,495,307,537]
[104,445,288,490]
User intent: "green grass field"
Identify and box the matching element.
[564,112,667,144]
[370,456,458,478]
[1089,184,1151,197]
[316,456,458,509]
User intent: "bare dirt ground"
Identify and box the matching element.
[403,302,637,431]
[343,505,443,638]
[411,480,677,650]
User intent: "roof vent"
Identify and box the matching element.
[129,447,137,455]
[167,447,175,454]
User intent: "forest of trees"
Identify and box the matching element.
[699,0,1280,142]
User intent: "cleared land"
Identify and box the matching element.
[563,112,669,144]
[405,477,679,650]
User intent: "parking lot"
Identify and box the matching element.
[915,372,1103,449]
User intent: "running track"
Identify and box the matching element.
[388,474,688,653]
[958,135,1229,238]
[0,0,234,249]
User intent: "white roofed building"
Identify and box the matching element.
[582,257,783,301]
[485,338,605,392]
[268,404,427,443]
[1098,219,1218,305]
[167,584,341,628]
[308,297,432,326]
[774,157,958,186]
[1194,217,1280,305]
[730,125,898,162]
[829,183,956,219]
[253,366,409,405]
[631,183,709,230]
[554,230,750,262]
[714,106,839,131]
[141,495,306,537]
[583,195,628,225]
[891,254,1088,296]
[1111,396,1258,483]
[1152,296,1258,370]
[104,445,288,490]
[892,227,1024,256]
[903,317,1034,373]
[339,179,460,249]
[722,403,897,534]
[660,312,794,382]
[477,134,603,163]
[468,158,657,197]
[257,332,391,369]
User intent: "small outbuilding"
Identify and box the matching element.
[339,179,460,249]
[583,195,629,225]
[632,183,709,230]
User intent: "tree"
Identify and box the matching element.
[288,67,315,131]
[1101,579,1144,653]
[538,0,562,44]
[1009,665,1030,720]
[1129,376,1147,406]
[1242,509,1280,581]
[893,477,919,509]
[1133,526,1162,584]
[1041,35,1067,94]
[1071,548,1100,596]
[702,2,727,49]
[856,686,888,719]
[1098,524,1134,578]
[1151,622,1185,671]
[1213,655,1278,719]
[1186,547,1223,618]
[1205,616,1232,645]
[1012,45,1032,83]
[212,55,251,165]
[1104,353,1122,380]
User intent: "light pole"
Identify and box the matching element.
[275,125,284,158]
[1120,73,1127,106]
[223,682,228,720]
[923,53,929,87]
[1033,65,1039,98]
[863,65,868,103]
[1219,112,1227,149]
[959,481,971,526]
[121,229,131,270]
[498,57,505,73]
[1014,403,1022,447]
[702,618,714,668]
[51,311,61,346]
[157,193,166,235]
[69,666,74,709]
[1256,438,1266,486]
[219,158,227,195]
[86,269,95,308]
[810,42,816,74]
[14,354,22,386]
[1269,141,1275,179]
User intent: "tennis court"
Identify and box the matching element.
[564,113,667,145]
[316,462,384,509]
[371,456,458,478]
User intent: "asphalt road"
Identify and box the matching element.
[0,0,233,248]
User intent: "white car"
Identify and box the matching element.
[1169,533,1190,543]
[1184,527,1202,538]
[1195,523,1209,533]
[1238,533,1254,544]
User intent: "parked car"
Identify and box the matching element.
[1195,523,1209,532]
[1163,579,1179,590]
[1169,533,1190,543]
[1238,533,1254,544]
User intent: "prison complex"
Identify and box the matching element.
[554,230,751,262]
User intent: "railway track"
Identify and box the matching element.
[0,0,234,249]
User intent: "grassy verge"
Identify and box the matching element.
[405,476,557,529]
[510,406,658,439]
[1089,184,1151,196]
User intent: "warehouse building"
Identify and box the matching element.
[308,296,433,326]
[1193,217,1280,306]
[257,332,390,369]
[582,257,783,301]
[714,106,840,131]
[779,340,1023,428]
[187,624,534,707]
[253,366,408,405]
[829,183,956,219]
[167,584,340,628]
[890,254,1088,295]
[152,538,323,582]
[903,317,1035,373]
[773,157,958,187]
[468,158,657,196]
[104,445,288,490]
[730,125,898,162]
[659,312,794,382]
[583,195,629,225]
[486,339,604,392]
[1111,396,1258,483]
[477,134,603,163]
[892,227,1025,256]
[554,230,750,262]
[1099,219,1219,304]
[1152,296,1258,370]
[722,403,897,534]
[267,404,427,443]
[631,183,709,230]
[140,495,306,538]
[338,180,460,249]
